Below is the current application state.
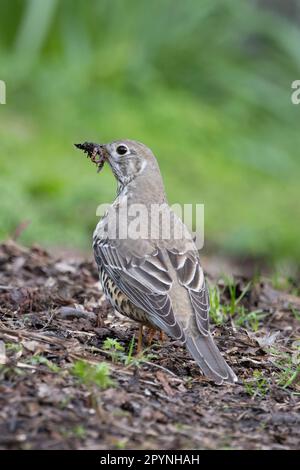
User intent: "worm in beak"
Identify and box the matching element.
[75,141,106,173]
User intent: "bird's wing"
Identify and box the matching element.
[93,237,185,341]
[167,248,209,336]
[94,236,237,384]
[167,246,237,384]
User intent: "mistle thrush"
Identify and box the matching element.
[76,140,237,384]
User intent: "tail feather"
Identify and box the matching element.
[185,333,237,385]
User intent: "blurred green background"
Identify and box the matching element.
[0,0,300,262]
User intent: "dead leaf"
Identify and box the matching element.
[251,331,280,349]
[156,371,175,396]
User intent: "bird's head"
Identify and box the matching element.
[75,139,159,187]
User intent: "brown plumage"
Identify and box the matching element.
[77,139,237,385]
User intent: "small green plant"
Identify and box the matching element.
[73,425,86,438]
[115,440,126,450]
[234,308,266,332]
[209,285,227,325]
[5,342,22,353]
[271,346,300,389]
[244,370,269,397]
[0,365,25,379]
[103,336,155,367]
[224,277,251,316]
[60,425,86,440]
[291,307,300,323]
[209,279,257,329]
[71,360,114,389]
[103,338,125,363]
[28,355,60,373]
[123,336,135,366]
[277,365,300,389]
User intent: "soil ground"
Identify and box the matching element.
[0,241,299,450]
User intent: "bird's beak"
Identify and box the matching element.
[74,142,108,173]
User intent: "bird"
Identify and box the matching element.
[76,139,237,385]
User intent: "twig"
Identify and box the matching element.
[0,326,68,348]
[142,360,178,378]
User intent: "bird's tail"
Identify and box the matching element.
[185,333,238,385]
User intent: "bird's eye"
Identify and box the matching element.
[116,144,129,156]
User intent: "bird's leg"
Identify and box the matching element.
[159,331,167,342]
[147,327,157,347]
[136,324,144,355]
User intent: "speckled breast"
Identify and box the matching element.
[98,265,152,326]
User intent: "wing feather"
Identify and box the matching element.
[93,239,185,341]
[167,248,209,336]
